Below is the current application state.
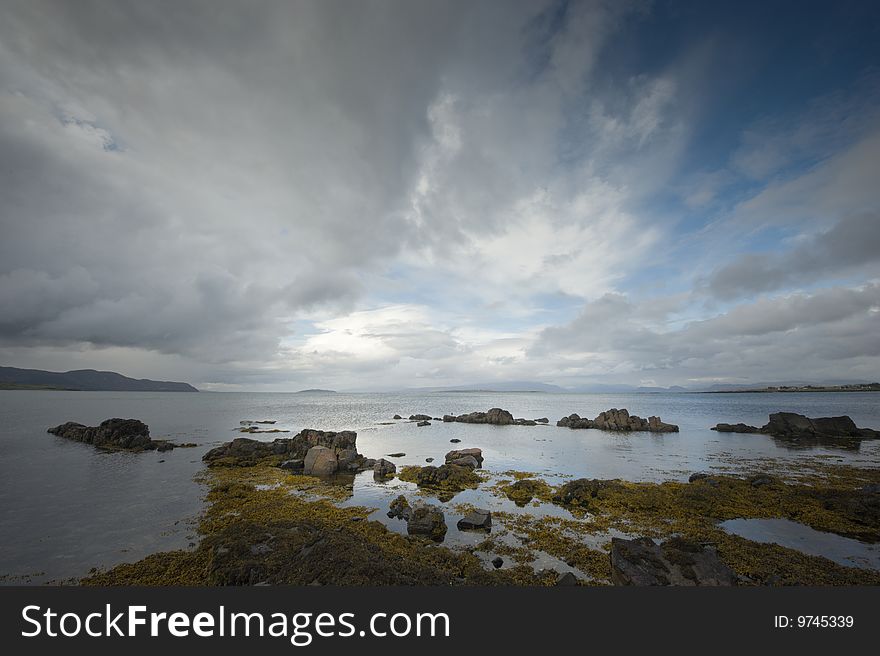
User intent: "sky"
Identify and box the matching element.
[1,0,879,391]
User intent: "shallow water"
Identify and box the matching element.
[1,389,879,583]
[720,518,880,570]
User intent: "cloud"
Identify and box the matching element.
[706,211,880,299]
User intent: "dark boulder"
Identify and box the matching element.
[409,414,432,421]
[416,420,431,427]
[456,509,492,530]
[393,415,402,420]
[373,458,397,478]
[610,537,737,586]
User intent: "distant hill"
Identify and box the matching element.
[0,367,198,392]
[295,388,337,394]
[415,381,567,393]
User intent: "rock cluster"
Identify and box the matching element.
[440,408,544,426]
[47,418,181,452]
[557,408,679,432]
[203,429,375,473]
[712,412,880,440]
[386,496,447,541]
[610,537,738,586]
[552,478,624,507]
[457,509,492,530]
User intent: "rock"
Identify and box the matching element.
[393,415,402,420]
[47,418,176,452]
[711,422,760,433]
[432,417,442,421]
[406,503,447,541]
[610,537,738,586]
[862,483,880,494]
[203,428,373,472]
[445,448,483,467]
[442,408,515,425]
[553,478,623,507]
[448,455,479,469]
[417,420,431,427]
[449,438,461,443]
[491,557,504,568]
[373,458,397,478]
[535,418,549,424]
[513,418,537,426]
[303,446,338,477]
[425,457,434,463]
[387,452,406,457]
[387,495,411,520]
[713,413,879,440]
[456,509,492,530]
[279,459,304,472]
[407,464,481,491]
[688,472,710,483]
[557,409,678,432]
[556,572,578,586]
[409,414,432,421]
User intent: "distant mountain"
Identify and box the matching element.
[295,388,337,394]
[0,367,198,392]
[414,381,567,393]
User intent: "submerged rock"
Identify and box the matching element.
[457,509,492,530]
[203,428,373,472]
[557,409,679,433]
[712,413,879,441]
[553,478,624,507]
[503,479,551,506]
[610,537,737,586]
[47,418,177,452]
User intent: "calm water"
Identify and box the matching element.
[1,390,879,583]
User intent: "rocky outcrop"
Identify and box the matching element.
[711,413,880,440]
[557,409,678,433]
[442,408,514,425]
[409,414,432,421]
[711,422,760,433]
[457,509,492,530]
[444,448,483,468]
[47,418,180,452]
[610,537,737,586]
[502,479,552,506]
[203,429,374,472]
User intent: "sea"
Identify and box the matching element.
[1,390,879,583]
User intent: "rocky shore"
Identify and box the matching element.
[713,412,880,441]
